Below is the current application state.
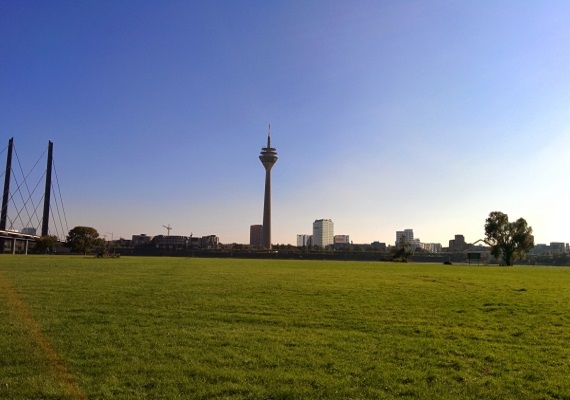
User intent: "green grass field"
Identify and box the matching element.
[1,256,569,399]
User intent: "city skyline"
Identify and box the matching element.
[1,130,554,246]
[1,2,569,246]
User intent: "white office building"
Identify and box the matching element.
[297,234,312,247]
[334,235,350,245]
[421,242,442,253]
[396,229,414,246]
[396,229,423,250]
[313,219,334,249]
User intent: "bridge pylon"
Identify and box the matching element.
[41,140,53,236]
[0,138,55,254]
[0,137,13,232]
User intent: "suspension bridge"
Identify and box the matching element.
[0,138,69,254]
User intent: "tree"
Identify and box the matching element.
[484,211,534,266]
[393,234,413,262]
[66,226,100,255]
[34,235,59,254]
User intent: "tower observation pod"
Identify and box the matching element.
[259,125,278,249]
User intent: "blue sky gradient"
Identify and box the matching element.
[1,1,569,245]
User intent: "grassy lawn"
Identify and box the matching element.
[1,256,570,399]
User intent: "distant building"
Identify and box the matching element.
[421,243,442,253]
[189,236,201,249]
[531,242,569,255]
[21,227,37,236]
[153,235,188,250]
[334,235,350,245]
[531,244,549,255]
[550,242,566,253]
[396,229,421,249]
[297,234,312,247]
[449,235,467,252]
[396,229,414,246]
[313,219,334,248]
[201,235,219,250]
[371,241,387,251]
[250,225,263,248]
[132,234,152,247]
[333,235,350,250]
[112,238,131,248]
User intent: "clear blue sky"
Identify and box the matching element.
[1,1,569,245]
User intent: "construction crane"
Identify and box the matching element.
[162,224,172,236]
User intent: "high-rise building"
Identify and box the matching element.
[313,219,334,248]
[259,126,278,249]
[396,229,422,250]
[396,229,414,246]
[250,225,263,248]
[297,234,312,247]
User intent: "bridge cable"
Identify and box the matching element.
[49,206,62,240]
[10,173,42,234]
[49,185,63,240]
[13,146,45,229]
[6,145,47,232]
[52,159,69,237]
[7,172,37,232]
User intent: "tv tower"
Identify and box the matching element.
[259,125,278,249]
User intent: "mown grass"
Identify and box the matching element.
[1,256,570,399]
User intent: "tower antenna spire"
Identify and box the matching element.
[267,124,271,147]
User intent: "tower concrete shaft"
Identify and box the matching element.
[41,140,53,236]
[259,129,278,249]
[1,137,13,233]
[0,137,13,253]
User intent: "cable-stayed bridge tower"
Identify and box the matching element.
[0,138,68,253]
[0,137,13,235]
[41,140,53,236]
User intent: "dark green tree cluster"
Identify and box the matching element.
[484,211,534,266]
[34,235,59,254]
[66,226,102,254]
